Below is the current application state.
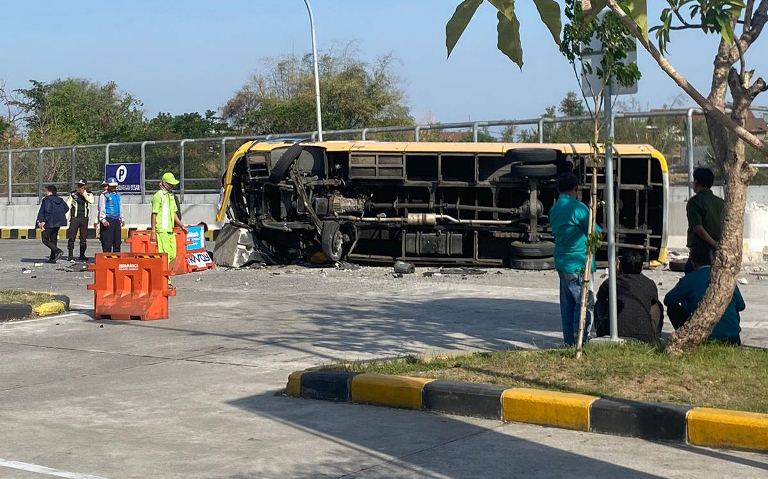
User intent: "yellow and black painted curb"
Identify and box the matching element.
[285,370,768,452]
[0,294,70,320]
[0,228,219,241]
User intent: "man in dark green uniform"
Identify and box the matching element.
[686,167,724,273]
[66,179,94,261]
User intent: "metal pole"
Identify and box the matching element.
[304,0,323,141]
[604,85,619,341]
[105,143,114,167]
[472,122,479,143]
[70,147,77,189]
[414,126,421,142]
[686,108,695,199]
[538,117,545,143]
[180,139,188,204]
[7,148,12,204]
[37,148,46,202]
[361,128,368,141]
[140,141,151,204]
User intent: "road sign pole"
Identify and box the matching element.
[604,83,619,341]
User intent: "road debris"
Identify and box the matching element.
[424,267,487,277]
[393,261,415,274]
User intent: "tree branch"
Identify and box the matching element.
[745,0,756,32]
[605,0,768,157]
[748,77,768,98]
[735,35,747,82]
[668,24,704,31]
[727,0,768,62]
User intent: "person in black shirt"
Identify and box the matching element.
[36,185,69,263]
[595,250,664,344]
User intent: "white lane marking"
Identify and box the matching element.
[0,312,83,325]
[0,458,107,479]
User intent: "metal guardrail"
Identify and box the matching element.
[1,107,766,204]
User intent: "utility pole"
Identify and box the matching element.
[303,0,324,141]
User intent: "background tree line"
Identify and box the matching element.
[1,43,762,188]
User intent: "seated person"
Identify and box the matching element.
[595,250,664,343]
[664,248,744,345]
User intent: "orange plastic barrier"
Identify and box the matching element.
[126,228,191,275]
[87,253,176,321]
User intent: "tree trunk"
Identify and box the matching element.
[666,146,749,354]
[666,82,755,354]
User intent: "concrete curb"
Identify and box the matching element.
[0,294,71,320]
[285,370,768,452]
[0,303,34,321]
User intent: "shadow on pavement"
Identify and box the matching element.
[226,390,665,479]
[113,297,564,361]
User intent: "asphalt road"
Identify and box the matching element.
[0,240,766,478]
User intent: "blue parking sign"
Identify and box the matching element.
[105,163,141,193]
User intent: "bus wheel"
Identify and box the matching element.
[510,163,558,179]
[321,221,345,262]
[511,241,555,258]
[268,143,304,183]
[505,149,558,164]
[509,257,555,271]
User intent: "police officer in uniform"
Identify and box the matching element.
[98,177,124,252]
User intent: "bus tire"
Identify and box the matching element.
[321,221,345,262]
[509,257,555,271]
[511,241,555,258]
[506,149,558,165]
[510,163,558,178]
[268,143,304,183]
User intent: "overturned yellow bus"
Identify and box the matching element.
[216,141,668,268]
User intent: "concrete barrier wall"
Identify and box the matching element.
[3,187,767,259]
[667,186,768,258]
[0,193,222,230]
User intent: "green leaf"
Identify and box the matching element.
[496,8,524,68]
[446,0,485,58]
[719,18,735,44]
[625,0,648,41]
[533,0,562,45]
[488,0,514,22]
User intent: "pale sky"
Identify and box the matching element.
[2,0,765,124]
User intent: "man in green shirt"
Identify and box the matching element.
[549,173,602,346]
[151,173,187,270]
[686,167,724,273]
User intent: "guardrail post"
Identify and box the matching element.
[686,108,695,199]
[472,122,479,143]
[361,128,368,141]
[7,149,12,204]
[105,143,115,168]
[414,126,421,142]
[141,141,151,204]
[70,146,77,188]
[538,117,545,143]
[180,139,189,204]
[311,131,318,141]
[37,148,46,202]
